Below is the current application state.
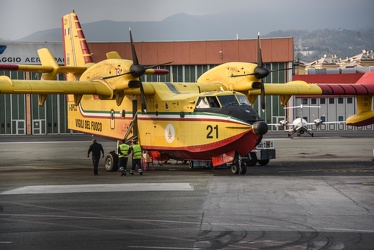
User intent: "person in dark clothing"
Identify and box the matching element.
[87,139,104,176]
[118,139,130,176]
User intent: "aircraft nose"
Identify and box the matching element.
[252,121,268,135]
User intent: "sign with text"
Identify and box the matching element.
[0,42,64,65]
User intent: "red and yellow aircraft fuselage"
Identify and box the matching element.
[67,80,267,163]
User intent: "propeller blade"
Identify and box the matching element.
[129,28,139,65]
[139,79,147,113]
[260,79,265,112]
[270,67,293,73]
[144,61,173,69]
[257,32,265,112]
[257,32,263,67]
[100,72,130,80]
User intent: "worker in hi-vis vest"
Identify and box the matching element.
[130,140,143,175]
[118,139,130,176]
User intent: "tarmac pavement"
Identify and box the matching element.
[0,131,374,249]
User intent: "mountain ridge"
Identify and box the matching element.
[1,13,373,61]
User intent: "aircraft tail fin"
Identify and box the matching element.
[62,11,94,80]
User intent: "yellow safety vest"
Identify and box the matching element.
[119,144,129,158]
[132,144,142,159]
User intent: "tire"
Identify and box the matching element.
[258,159,269,166]
[239,164,247,175]
[104,152,118,171]
[231,164,239,175]
[245,152,257,166]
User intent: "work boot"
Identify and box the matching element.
[120,167,126,176]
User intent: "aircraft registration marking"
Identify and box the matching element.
[1,183,194,195]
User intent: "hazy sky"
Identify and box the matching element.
[1,0,373,40]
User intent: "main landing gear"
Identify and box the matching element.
[104,151,119,171]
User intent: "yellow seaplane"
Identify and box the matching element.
[1,11,374,174]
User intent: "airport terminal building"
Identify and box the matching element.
[0,39,373,135]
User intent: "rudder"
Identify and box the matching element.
[62,11,94,80]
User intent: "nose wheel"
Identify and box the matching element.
[230,154,247,175]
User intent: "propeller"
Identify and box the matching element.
[128,29,173,113]
[230,33,293,112]
[100,28,171,113]
[230,33,269,111]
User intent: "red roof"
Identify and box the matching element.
[356,72,374,84]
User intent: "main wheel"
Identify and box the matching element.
[245,152,257,166]
[231,164,239,175]
[104,152,118,171]
[239,164,247,175]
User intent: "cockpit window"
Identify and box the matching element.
[236,95,251,105]
[217,95,239,107]
[196,96,220,108]
[207,96,220,107]
[196,97,209,108]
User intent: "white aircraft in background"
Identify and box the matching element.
[269,105,344,137]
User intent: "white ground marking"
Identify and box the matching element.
[1,183,194,195]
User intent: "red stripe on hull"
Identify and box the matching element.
[146,130,260,161]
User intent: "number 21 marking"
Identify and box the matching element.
[206,125,218,138]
